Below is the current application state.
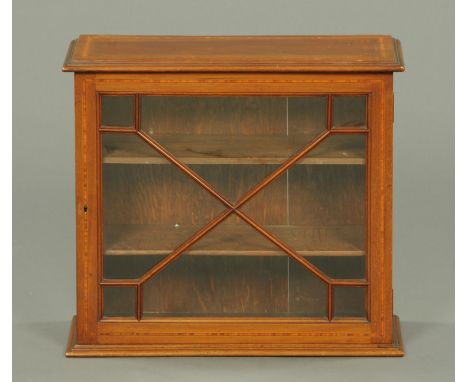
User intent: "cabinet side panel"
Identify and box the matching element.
[75,73,99,343]
[368,74,394,343]
[383,74,394,343]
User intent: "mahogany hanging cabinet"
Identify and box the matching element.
[62,35,405,357]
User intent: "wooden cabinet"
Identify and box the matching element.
[63,35,405,356]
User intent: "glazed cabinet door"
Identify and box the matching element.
[74,73,393,346]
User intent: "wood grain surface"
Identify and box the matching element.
[103,223,365,256]
[102,134,366,165]
[63,35,405,73]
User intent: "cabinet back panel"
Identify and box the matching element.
[102,164,364,227]
[142,256,327,317]
[141,96,285,136]
[102,164,225,226]
[102,164,287,226]
[141,96,326,137]
[288,165,366,226]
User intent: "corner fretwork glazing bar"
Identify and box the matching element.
[136,285,142,321]
[328,284,333,321]
[98,127,136,133]
[330,129,368,134]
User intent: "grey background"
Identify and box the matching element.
[13,0,454,381]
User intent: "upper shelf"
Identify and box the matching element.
[63,35,405,73]
[102,134,366,165]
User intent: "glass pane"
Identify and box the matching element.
[288,260,327,316]
[333,286,366,318]
[101,95,369,320]
[101,133,226,279]
[333,96,366,129]
[307,256,365,279]
[142,215,328,318]
[240,134,367,281]
[101,95,134,128]
[300,134,366,165]
[103,287,136,317]
[103,255,165,279]
[140,96,327,203]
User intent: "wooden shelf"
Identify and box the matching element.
[102,134,365,165]
[104,224,364,257]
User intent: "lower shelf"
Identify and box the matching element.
[104,224,364,257]
[65,315,404,357]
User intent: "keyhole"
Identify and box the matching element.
[83,205,88,214]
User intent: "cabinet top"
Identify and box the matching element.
[63,35,404,73]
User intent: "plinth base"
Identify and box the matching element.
[66,315,404,357]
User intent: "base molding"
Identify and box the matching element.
[66,315,404,357]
